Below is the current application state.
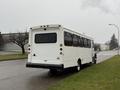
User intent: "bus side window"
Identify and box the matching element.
[73,35,79,47]
[79,36,82,47]
[77,35,79,47]
[84,38,87,48]
[86,39,89,48]
[64,31,73,46]
[78,36,81,47]
[81,37,84,47]
[82,37,85,47]
[88,40,91,48]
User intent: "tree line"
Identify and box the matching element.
[94,34,119,51]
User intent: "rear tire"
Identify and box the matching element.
[76,60,81,72]
[92,57,97,64]
[49,69,57,74]
[93,53,97,64]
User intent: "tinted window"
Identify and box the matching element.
[83,38,87,47]
[88,39,91,48]
[64,31,91,48]
[81,37,84,47]
[78,36,81,46]
[35,33,57,43]
[79,37,83,47]
[73,35,79,46]
[84,39,91,48]
[64,32,73,46]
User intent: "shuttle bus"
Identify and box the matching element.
[26,24,96,72]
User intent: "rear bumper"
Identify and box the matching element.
[26,62,64,69]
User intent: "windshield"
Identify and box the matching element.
[35,33,57,43]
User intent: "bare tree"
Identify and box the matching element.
[9,32,28,54]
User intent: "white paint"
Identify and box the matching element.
[27,24,94,69]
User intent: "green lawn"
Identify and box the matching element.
[0,54,28,61]
[49,56,120,90]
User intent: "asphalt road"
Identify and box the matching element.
[0,50,117,90]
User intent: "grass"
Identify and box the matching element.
[48,56,120,90]
[0,53,28,61]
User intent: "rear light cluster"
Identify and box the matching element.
[57,44,63,60]
[60,44,63,55]
[28,44,31,54]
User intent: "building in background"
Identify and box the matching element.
[100,44,110,51]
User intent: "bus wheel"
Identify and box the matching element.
[92,57,97,64]
[94,59,97,64]
[49,69,57,74]
[76,60,81,72]
[93,53,97,64]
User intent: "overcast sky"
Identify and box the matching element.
[0,0,120,43]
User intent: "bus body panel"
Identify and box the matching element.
[63,47,92,68]
[62,28,93,68]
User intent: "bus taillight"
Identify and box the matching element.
[60,48,63,51]
[28,44,31,54]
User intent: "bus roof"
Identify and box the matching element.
[63,28,93,40]
[30,24,93,40]
[30,24,61,30]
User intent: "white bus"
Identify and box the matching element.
[26,24,96,72]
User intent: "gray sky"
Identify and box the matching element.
[0,0,120,43]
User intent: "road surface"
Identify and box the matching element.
[0,50,117,90]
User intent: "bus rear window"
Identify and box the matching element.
[35,33,57,43]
